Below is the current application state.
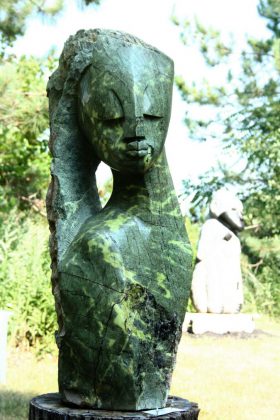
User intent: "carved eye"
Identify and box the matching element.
[143,86,164,120]
[96,90,124,121]
[143,114,162,121]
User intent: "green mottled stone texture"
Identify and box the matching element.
[47,29,192,411]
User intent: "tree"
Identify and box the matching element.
[174,0,280,234]
[174,0,280,316]
[0,0,104,352]
[0,0,103,215]
[0,53,56,213]
[0,0,101,52]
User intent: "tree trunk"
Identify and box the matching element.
[29,393,199,420]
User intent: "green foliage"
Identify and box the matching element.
[176,1,280,235]
[172,16,232,67]
[0,54,57,214]
[175,0,280,316]
[241,234,280,316]
[184,218,199,313]
[98,176,113,207]
[84,0,101,4]
[259,0,280,34]
[0,212,56,354]
[0,0,102,53]
[184,217,199,262]
[0,0,106,355]
[0,1,32,48]
[0,1,103,214]
[0,0,63,52]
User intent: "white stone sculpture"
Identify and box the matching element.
[191,189,244,314]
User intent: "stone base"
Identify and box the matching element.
[183,313,255,335]
[29,393,199,420]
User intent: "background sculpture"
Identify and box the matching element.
[191,189,244,314]
[47,29,192,410]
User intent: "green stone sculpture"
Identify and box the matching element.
[47,29,192,411]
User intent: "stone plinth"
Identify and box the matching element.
[29,393,199,420]
[183,313,255,335]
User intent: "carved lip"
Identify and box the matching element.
[125,140,151,159]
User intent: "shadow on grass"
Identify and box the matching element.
[185,329,278,339]
[0,389,35,420]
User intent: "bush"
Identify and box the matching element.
[184,217,199,263]
[0,212,56,354]
[241,234,280,317]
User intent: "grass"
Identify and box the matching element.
[0,316,279,419]
[0,350,57,419]
[170,316,280,419]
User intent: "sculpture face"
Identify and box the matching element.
[78,43,173,173]
[210,188,244,233]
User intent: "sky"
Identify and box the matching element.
[11,0,269,198]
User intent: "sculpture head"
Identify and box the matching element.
[78,31,174,173]
[210,188,244,232]
[47,29,174,258]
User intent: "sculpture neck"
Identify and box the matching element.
[107,150,181,221]
[216,216,239,236]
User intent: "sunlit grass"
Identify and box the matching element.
[0,317,279,419]
[0,349,58,419]
[170,316,280,420]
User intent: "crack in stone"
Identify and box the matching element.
[93,295,126,395]
[59,270,125,294]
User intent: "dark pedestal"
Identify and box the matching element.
[29,393,199,420]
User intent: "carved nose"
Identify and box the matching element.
[124,116,145,140]
[136,117,145,137]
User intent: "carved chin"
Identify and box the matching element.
[105,150,156,174]
[113,159,154,174]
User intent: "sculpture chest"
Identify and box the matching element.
[57,212,192,409]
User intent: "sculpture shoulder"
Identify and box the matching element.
[77,210,151,245]
[57,211,134,289]
[201,218,223,230]
[59,210,149,268]
[201,219,239,245]
[200,218,231,238]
